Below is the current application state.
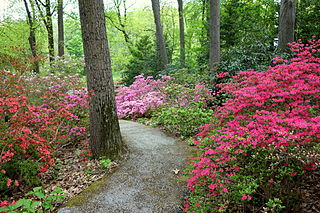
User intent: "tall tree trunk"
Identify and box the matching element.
[279,0,296,51]
[45,0,54,62]
[78,0,125,160]
[177,0,185,66]
[35,0,55,63]
[23,0,40,73]
[58,0,64,57]
[209,0,220,76]
[151,0,168,70]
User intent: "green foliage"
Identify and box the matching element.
[261,198,286,213]
[151,102,213,136]
[99,157,112,169]
[42,56,85,75]
[296,0,320,42]
[64,14,83,58]
[0,187,65,213]
[164,68,209,87]
[121,35,161,85]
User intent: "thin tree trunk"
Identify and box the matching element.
[151,0,168,70]
[279,0,296,51]
[58,0,64,57]
[23,0,40,73]
[78,0,125,160]
[177,0,185,66]
[35,0,55,63]
[209,0,220,76]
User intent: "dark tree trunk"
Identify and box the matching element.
[151,0,168,70]
[58,0,64,57]
[23,0,40,73]
[35,0,55,63]
[279,0,296,51]
[78,0,125,160]
[45,0,54,62]
[177,0,185,66]
[209,0,220,76]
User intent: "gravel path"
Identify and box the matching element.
[58,120,191,213]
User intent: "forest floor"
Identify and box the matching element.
[56,120,192,213]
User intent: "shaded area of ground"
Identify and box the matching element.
[58,120,191,213]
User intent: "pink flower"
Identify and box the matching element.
[195,202,201,207]
[269,179,273,183]
[6,178,12,187]
[241,194,247,200]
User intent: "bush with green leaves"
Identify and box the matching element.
[0,186,65,212]
[151,102,213,136]
[42,56,85,76]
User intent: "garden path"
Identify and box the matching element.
[58,120,191,213]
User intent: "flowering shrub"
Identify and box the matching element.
[115,74,167,119]
[116,74,213,120]
[185,38,320,212]
[0,71,89,202]
[42,56,85,75]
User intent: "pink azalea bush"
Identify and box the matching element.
[185,38,320,212]
[115,74,213,120]
[115,74,167,119]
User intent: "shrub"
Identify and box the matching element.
[185,38,320,212]
[41,56,85,76]
[0,70,89,201]
[116,74,214,121]
[151,102,213,136]
[115,74,167,119]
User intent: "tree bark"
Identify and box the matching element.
[151,0,168,70]
[23,0,40,73]
[35,0,55,62]
[209,0,220,76]
[58,0,64,57]
[78,0,125,160]
[279,0,296,51]
[177,0,185,66]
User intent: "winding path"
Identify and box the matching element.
[58,120,191,213]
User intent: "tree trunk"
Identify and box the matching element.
[58,0,64,57]
[78,0,125,160]
[279,0,296,51]
[209,0,220,76]
[151,0,168,70]
[45,0,54,62]
[177,0,185,67]
[35,0,55,63]
[23,0,40,73]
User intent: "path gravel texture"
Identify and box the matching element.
[58,120,191,213]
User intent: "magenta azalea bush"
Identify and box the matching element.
[185,39,320,212]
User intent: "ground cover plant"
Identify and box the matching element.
[184,38,320,212]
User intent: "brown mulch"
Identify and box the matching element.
[300,169,320,213]
[9,139,122,212]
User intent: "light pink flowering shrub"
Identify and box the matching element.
[115,74,214,120]
[115,74,167,119]
[185,39,320,212]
